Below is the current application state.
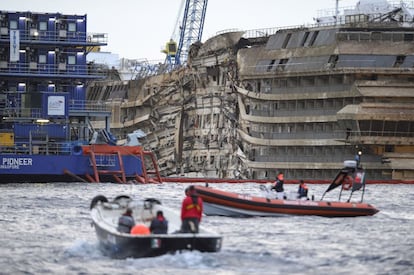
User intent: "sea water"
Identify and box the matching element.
[0,182,413,275]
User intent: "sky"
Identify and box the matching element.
[3,0,359,61]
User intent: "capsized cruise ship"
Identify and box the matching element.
[87,0,414,182]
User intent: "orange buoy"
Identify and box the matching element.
[130,224,150,235]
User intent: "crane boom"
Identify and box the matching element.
[175,0,208,65]
[164,0,208,66]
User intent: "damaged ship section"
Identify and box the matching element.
[88,14,414,181]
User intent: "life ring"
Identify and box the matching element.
[342,176,353,190]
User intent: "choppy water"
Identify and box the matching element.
[0,182,413,275]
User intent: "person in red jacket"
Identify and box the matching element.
[181,185,203,233]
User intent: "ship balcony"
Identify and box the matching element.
[0,62,106,79]
[249,130,345,140]
[347,131,414,145]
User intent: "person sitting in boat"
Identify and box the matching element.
[271,172,286,199]
[117,208,135,233]
[181,185,203,233]
[150,210,168,234]
[297,180,309,200]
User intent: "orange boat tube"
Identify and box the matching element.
[194,185,379,218]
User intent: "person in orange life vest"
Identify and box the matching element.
[150,210,168,234]
[297,180,309,199]
[181,185,203,233]
[271,172,286,199]
[117,208,135,233]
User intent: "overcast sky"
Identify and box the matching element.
[3,0,358,61]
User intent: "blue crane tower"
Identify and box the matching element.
[163,0,208,67]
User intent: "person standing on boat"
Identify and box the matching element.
[297,180,309,199]
[272,172,286,199]
[150,210,168,234]
[181,185,203,233]
[117,208,135,233]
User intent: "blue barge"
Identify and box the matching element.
[0,10,160,183]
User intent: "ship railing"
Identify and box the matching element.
[242,2,414,39]
[0,107,42,119]
[350,130,414,138]
[316,1,414,18]
[0,30,108,44]
[248,129,414,142]
[250,131,345,140]
[250,108,339,117]
[0,141,74,155]
[0,62,106,77]
[1,100,109,119]
[255,84,351,95]
[69,100,111,112]
[250,59,412,73]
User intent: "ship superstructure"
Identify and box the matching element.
[88,0,414,181]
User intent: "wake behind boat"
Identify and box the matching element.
[194,160,379,218]
[90,195,222,258]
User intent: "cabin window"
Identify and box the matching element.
[297,101,304,110]
[385,145,394,152]
[287,101,295,110]
[394,55,405,67]
[10,20,17,29]
[68,23,76,32]
[396,121,410,136]
[371,31,382,40]
[304,147,313,156]
[68,56,76,65]
[277,59,288,71]
[328,55,338,68]
[39,55,46,63]
[404,33,414,41]
[282,33,291,49]
[308,31,319,46]
[267,59,275,72]
[315,123,323,132]
[301,32,310,46]
[39,21,47,31]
